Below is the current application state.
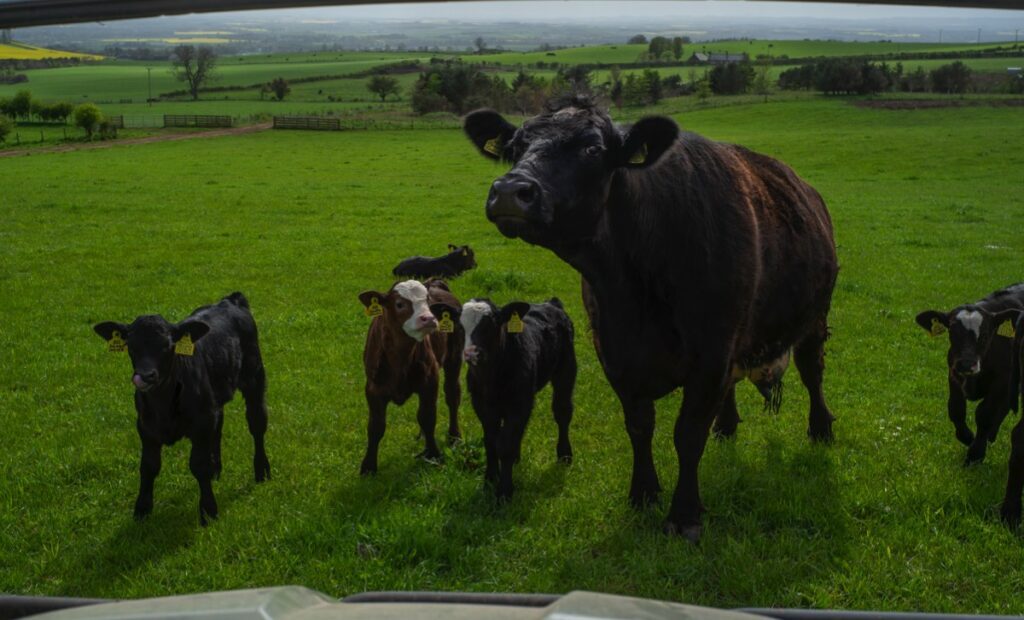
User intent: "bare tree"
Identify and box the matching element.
[171,45,217,101]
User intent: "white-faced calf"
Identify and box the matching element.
[430,297,576,501]
[358,279,463,474]
[916,283,1024,464]
[93,292,270,526]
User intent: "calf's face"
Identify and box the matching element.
[94,316,210,391]
[916,307,1020,377]
[359,280,437,342]
[463,104,678,251]
[431,299,530,366]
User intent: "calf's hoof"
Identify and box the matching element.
[448,430,462,446]
[133,500,153,522]
[557,442,573,464]
[663,520,702,544]
[955,429,975,447]
[808,424,835,444]
[359,459,378,476]
[199,502,219,527]
[628,487,661,510]
[963,450,986,466]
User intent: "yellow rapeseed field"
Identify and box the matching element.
[0,42,103,61]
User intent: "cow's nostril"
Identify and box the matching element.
[516,185,536,205]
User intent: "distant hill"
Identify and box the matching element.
[0,41,102,61]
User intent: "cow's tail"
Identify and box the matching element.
[1011,313,1024,415]
[759,380,784,415]
[226,291,250,310]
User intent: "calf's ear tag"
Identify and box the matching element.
[462,248,468,257]
[483,137,502,156]
[174,334,195,356]
[997,320,1016,339]
[929,318,947,337]
[506,312,524,334]
[438,311,455,334]
[365,297,383,318]
[628,143,648,165]
[108,330,127,353]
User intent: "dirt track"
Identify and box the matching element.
[0,122,273,159]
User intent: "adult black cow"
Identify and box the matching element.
[463,97,839,541]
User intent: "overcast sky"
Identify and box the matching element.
[274,1,1022,23]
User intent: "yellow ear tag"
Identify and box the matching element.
[997,320,1016,339]
[174,334,195,356]
[628,143,648,165]
[483,136,502,156]
[438,312,455,334]
[462,248,468,257]
[930,318,947,337]
[365,297,383,318]
[108,330,127,353]
[507,312,524,334]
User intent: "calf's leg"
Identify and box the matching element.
[416,380,442,461]
[966,393,1003,465]
[551,353,576,464]
[134,433,162,521]
[360,389,388,475]
[794,321,835,442]
[496,406,530,501]
[442,355,462,443]
[212,409,224,480]
[240,367,271,482]
[946,378,973,446]
[1000,416,1024,527]
[189,435,218,526]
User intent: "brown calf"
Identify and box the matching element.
[358,279,463,474]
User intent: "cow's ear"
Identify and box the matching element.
[430,302,461,321]
[915,310,949,336]
[174,320,210,343]
[617,116,679,169]
[94,321,129,341]
[464,109,517,161]
[359,290,388,309]
[498,302,531,325]
[447,243,458,252]
[988,309,1022,339]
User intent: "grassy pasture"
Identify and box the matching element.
[1,97,1024,610]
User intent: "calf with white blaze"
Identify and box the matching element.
[463,96,839,541]
[93,292,270,526]
[430,297,576,500]
[358,279,463,474]
[916,283,1024,464]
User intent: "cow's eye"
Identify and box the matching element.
[395,301,406,311]
[584,145,603,157]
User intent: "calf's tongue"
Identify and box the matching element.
[132,374,146,388]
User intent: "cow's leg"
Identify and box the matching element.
[240,367,271,482]
[620,394,660,508]
[189,435,218,526]
[666,367,728,543]
[477,402,500,487]
[360,389,388,475]
[794,322,835,442]
[551,352,577,464]
[712,385,740,439]
[1000,416,1024,527]
[134,432,162,521]
[496,405,530,501]
[966,394,1002,465]
[211,409,224,480]
[442,353,462,444]
[416,380,442,462]
[947,378,973,446]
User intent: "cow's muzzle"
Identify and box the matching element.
[954,359,982,376]
[487,176,540,223]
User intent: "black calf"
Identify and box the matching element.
[94,292,270,525]
[916,283,1024,465]
[431,297,576,500]
[1000,313,1024,526]
[392,244,477,280]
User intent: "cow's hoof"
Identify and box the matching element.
[628,488,660,510]
[663,521,702,544]
[1000,503,1021,529]
[963,452,985,467]
[255,458,271,483]
[448,433,463,447]
[199,504,218,527]
[133,503,152,522]
[359,460,377,476]
[955,429,975,447]
[557,453,573,465]
[712,425,737,440]
[808,425,835,444]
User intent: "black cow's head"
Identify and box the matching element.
[94,316,209,391]
[463,97,678,250]
[916,306,1020,378]
[430,298,529,366]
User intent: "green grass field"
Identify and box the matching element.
[1,96,1023,609]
